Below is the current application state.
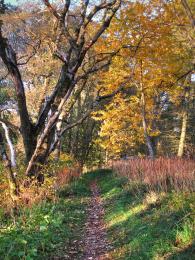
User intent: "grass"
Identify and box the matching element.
[96,169,195,260]
[110,158,195,192]
[0,169,194,259]
[0,174,92,260]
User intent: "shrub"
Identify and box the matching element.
[0,154,82,217]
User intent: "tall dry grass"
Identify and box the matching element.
[20,164,82,207]
[110,157,195,192]
[54,163,81,190]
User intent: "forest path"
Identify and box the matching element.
[83,181,112,260]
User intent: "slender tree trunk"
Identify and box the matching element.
[4,153,20,196]
[80,120,96,165]
[0,131,20,200]
[143,123,155,158]
[178,110,188,157]
[141,107,155,158]
[54,111,65,161]
[140,63,155,158]
[177,82,190,157]
[70,97,81,156]
[1,122,17,167]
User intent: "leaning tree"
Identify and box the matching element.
[0,0,122,185]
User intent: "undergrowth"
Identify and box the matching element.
[0,168,194,259]
[0,174,91,260]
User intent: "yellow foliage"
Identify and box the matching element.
[93,0,194,156]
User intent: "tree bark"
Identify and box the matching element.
[141,96,155,159]
[0,131,20,197]
[177,109,188,157]
[139,61,155,158]
[53,111,65,161]
[0,14,35,162]
[1,122,16,167]
[177,81,190,157]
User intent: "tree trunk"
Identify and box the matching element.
[1,122,17,167]
[53,111,65,161]
[140,87,155,158]
[142,114,155,158]
[177,82,190,157]
[0,20,36,162]
[139,61,155,158]
[0,131,20,198]
[177,110,188,157]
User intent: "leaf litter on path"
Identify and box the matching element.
[83,181,112,260]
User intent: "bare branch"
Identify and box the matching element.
[42,0,60,20]
[17,40,41,66]
[0,118,20,133]
[84,0,117,28]
[181,0,195,28]
[61,0,70,22]
[83,1,121,53]
[49,109,92,154]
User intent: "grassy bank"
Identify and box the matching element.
[0,175,92,260]
[96,169,195,259]
[0,169,194,259]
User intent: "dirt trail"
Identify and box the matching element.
[83,181,112,260]
[52,181,111,260]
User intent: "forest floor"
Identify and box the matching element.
[82,181,111,260]
[0,169,194,259]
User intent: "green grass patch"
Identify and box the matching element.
[95,169,195,260]
[0,174,92,260]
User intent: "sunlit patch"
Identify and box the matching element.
[109,244,130,259]
[175,221,194,246]
[108,203,146,227]
[144,191,166,206]
[102,187,122,201]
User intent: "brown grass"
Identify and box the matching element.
[110,157,195,192]
[20,164,82,207]
[54,163,82,190]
